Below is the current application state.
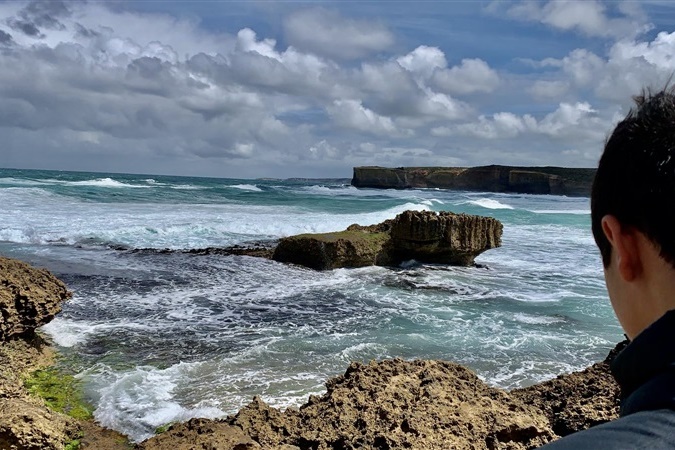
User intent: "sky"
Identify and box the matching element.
[1,1,674,178]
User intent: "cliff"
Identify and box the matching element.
[352,166,596,197]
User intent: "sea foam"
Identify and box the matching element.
[467,198,514,210]
[229,184,262,192]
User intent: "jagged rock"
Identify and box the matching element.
[0,257,71,341]
[141,359,557,450]
[0,398,79,450]
[139,418,263,450]
[272,210,502,270]
[512,341,626,437]
[140,344,624,450]
[389,210,502,265]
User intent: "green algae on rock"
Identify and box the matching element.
[24,366,93,421]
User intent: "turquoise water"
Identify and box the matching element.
[0,168,622,442]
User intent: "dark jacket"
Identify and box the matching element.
[540,310,675,449]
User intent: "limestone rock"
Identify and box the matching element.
[139,344,624,450]
[0,257,71,341]
[272,229,391,270]
[512,341,626,437]
[0,398,79,450]
[352,166,595,197]
[284,359,555,450]
[139,418,262,450]
[272,210,502,270]
[389,210,502,265]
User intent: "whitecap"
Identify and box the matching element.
[64,178,150,188]
[467,198,514,210]
[228,184,262,192]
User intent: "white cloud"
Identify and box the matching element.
[397,45,447,80]
[535,31,675,103]
[307,140,341,160]
[397,46,500,95]
[529,80,570,99]
[432,58,500,95]
[437,102,610,141]
[284,8,394,60]
[327,100,399,136]
[1,0,672,175]
[508,0,651,39]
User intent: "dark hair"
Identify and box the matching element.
[591,86,675,268]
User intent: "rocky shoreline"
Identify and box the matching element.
[1,256,623,450]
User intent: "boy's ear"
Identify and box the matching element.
[601,215,642,281]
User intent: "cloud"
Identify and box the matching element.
[0,0,672,176]
[397,45,447,79]
[508,0,651,39]
[434,102,611,142]
[534,31,675,103]
[0,29,14,45]
[284,8,394,60]
[432,59,500,95]
[528,80,570,99]
[327,100,399,136]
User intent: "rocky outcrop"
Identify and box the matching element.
[273,210,502,270]
[0,256,131,450]
[0,257,71,341]
[512,341,627,437]
[141,345,622,450]
[272,229,392,270]
[352,166,596,197]
[390,210,502,265]
[0,336,81,450]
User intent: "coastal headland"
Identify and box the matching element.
[1,254,623,449]
[352,166,596,197]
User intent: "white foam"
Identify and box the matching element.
[512,313,564,325]
[41,319,93,347]
[229,184,262,192]
[467,198,514,210]
[91,362,225,442]
[63,178,150,188]
[170,185,206,190]
[0,177,46,186]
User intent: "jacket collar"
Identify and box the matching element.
[611,309,675,414]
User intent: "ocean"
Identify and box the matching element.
[0,168,622,442]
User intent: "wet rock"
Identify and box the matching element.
[0,257,71,341]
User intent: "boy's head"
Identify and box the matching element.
[592,87,675,270]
